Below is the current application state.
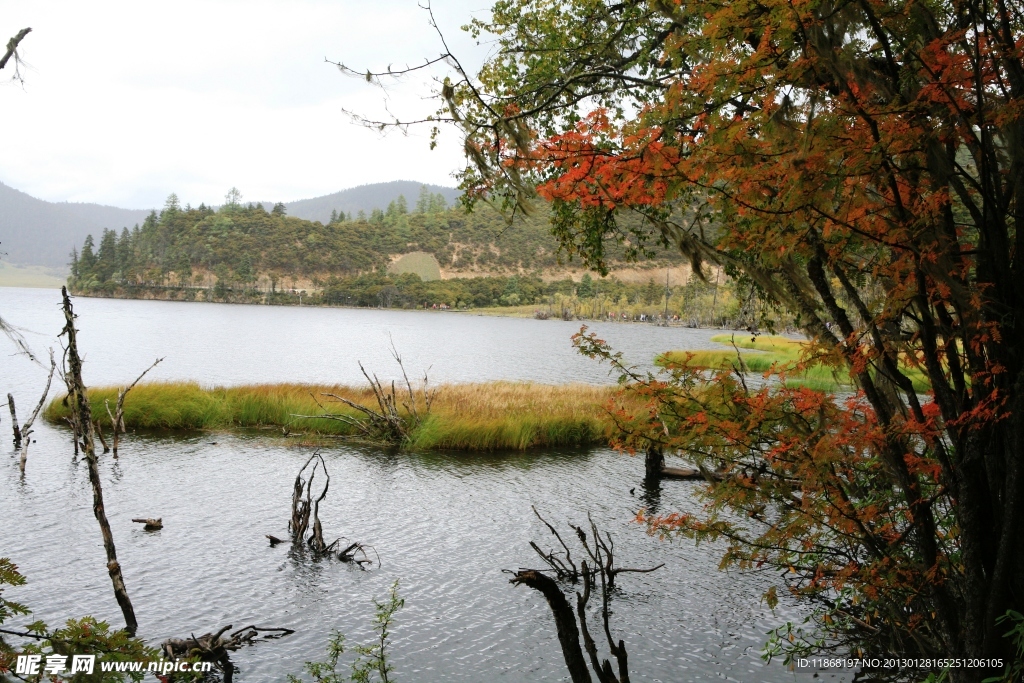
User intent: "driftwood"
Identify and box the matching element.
[160,624,294,682]
[104,357,163,457]
[132,517,163,531]
[511,511,664,683]
[16,349,56,473]
[60,286,138,635]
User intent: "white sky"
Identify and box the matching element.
[0,0,489,209]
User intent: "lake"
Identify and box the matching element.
[1,287,835,682]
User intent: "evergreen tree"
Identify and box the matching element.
[164,193,180,213]
[429,193,447,214]
[79,235,97,281]
[116,228,132,281]
[578,273,594,298]
[272,202,287,217]
[416,185,431,214]
[96,229,118,283]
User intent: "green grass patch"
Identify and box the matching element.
[44,381,618,451]
[387,251,442,281]
[0,262,66,288]
[659,334,930,392]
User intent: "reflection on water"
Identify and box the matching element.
[0,288,840,682]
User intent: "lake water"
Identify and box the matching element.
[1,287,837,682]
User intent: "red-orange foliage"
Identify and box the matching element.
[440,0,1024,679]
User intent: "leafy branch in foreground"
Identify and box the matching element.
[289,581,404,683]
[403,0,1024,675]
[575,325,1022,681]
[0,558,156,682]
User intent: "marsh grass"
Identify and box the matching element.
[659,334,930,392]
[44,381,618,451]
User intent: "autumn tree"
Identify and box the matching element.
[352,0,1024,679]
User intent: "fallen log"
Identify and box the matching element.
[161,624,294,683]
[660,466,702,480]
[131,517,163,530]
[660,466,727,481]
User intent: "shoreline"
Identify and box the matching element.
[63,286,744,329]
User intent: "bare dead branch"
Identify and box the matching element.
[512,511,662,683]
[0,27,31,72]
[18,348,56,472]
[59,286,138,635]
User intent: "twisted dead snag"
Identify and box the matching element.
[511,511,663,683]
[286,452,378,566]
[60,286,138,635]
[160,624,294,682]
[290,452,330,551]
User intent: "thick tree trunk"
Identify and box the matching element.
[61,286,138,635]
[510,570,592,683]
[643,446,663,483]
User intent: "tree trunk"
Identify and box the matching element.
[7,394,21,447]
[61,286,138,635]
[510,570,592,683]
[643,446,664,483]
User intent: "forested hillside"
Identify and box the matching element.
[0,181,150,268]
[68,189,684,293]
[0,180,460,269]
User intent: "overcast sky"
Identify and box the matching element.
[0,0,488,209]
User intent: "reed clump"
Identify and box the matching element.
[43,381,618,451]
[659,334,930,392]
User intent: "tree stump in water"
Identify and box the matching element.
[644,446,664,483]
[132,518,163,530]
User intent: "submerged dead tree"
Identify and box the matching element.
[511,510,663,683]
[286,452,376,566]
[60,286,138,635]
[104,357,163,456]
[161,624,294,682]
[7,394,20,447]
[17,349,56,473]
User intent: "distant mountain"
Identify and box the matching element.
[0,182,151,269]
[0,180,461,269]
[271,181,461,224]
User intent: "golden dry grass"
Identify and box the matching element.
[44,381,620,451]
